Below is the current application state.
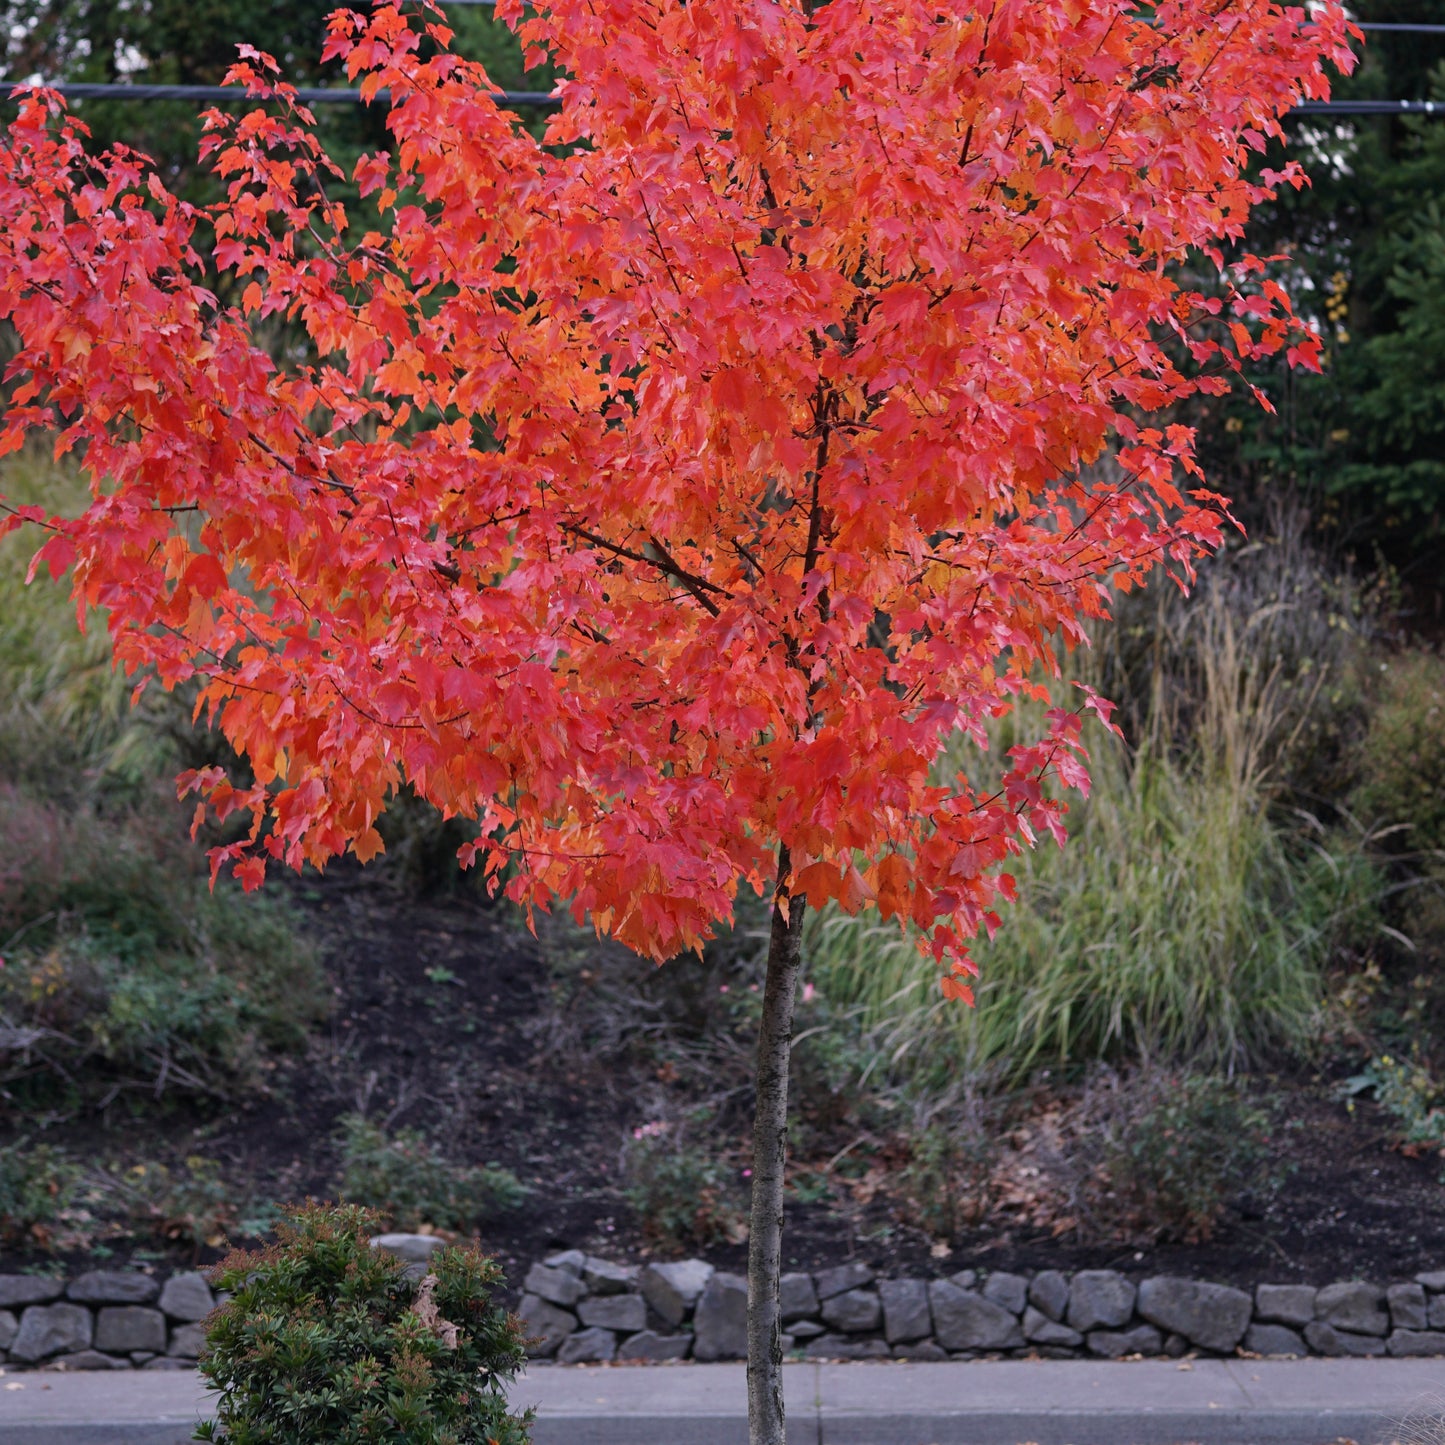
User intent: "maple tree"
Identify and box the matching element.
[0,0,1352,1438]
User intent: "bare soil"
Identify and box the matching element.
[5,859,1445,1299]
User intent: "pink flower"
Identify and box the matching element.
[802,982,816,1003]
[718,984,729,993]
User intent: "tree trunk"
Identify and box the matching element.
[746,846,808,1445]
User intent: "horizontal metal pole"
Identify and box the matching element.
[1293,99,1445,114]
[0,80,560,105]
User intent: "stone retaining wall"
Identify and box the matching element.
[6,1245,1445,1370]
[514,1252,1445,1365]
[0,1269,216,1371]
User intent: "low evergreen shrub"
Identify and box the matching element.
[196,1201,530,1445]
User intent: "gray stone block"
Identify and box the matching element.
[618,1329,691,1361]
[789,1319,825,1339]
[892,1339,948,1361]
[1066,1271,1135,1333]
[1137,1277,1251,1352]
[68,1272,160,1305]
[1023,1305,1082,1347]
[639,1260,714,1326]
[0,1309,17,1351]
[948,1269,978,1290]
[1028,1270,1069,1323]
[522,1263,585,1309]
[879,1279,931,1344]
[1315,1282,1388,1336]
[1430,1296,1445,1330]
[780,1271,814,1323]
[166,1323,208,1358]
[814,1262,874,1300]
[0,1276,64,1309]
[577,1293,646,1333]
[94,1307,167,1354]
[780,1272,819,1323]
[802,1333,889,1360]
[821,1288,881,1334]
[929,1282,1024,1351]
[1303,1321,1386,1357]
[1246,1323,1306,1357]
[1388,1283,1428,1332]
[43,1350,129,1370]
[582,1257,638,1295]
[12,1304,94,1362]
[370,1235,444,1266]
[544,1250,587,1276]
[982,1272,1028,1317]
[1087,1325,1162,1358]
[694,1271,748,1361]
[1254,1283,1315,1327]
[557,1326,616,1364]
[1417,1270,1445,1293]
[158,1273,214,1323]
[142,1356,194,1370]
[517,1293,577,1358]
[1388,1330,1445,1357]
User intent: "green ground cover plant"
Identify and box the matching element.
[621,1110,748,1251]
[337,1115,526,1234]
[0,1137,80,1244]
[1341,1053,1445,1156]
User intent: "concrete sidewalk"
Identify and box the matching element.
[4,1357,1445,1444]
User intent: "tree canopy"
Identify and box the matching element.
[0,0,1353,984]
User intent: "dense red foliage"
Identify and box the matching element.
[0,0,1353,992]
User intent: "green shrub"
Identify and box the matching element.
[195,1201,530,1445]
[0,452,325,1109]
[337,1116,526,1234]
[1353,649,1445,859]
[893,1110,996,1239]
[0,1139,80,1244]
[1088,1070,1273,1243]
[622,1114,747,1252]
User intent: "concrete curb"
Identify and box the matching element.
[5,1357,1445,1444]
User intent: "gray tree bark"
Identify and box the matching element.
[746,845,808,1445]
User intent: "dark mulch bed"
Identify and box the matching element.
[4,859,1444,1298]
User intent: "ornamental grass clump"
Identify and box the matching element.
[195,1202,530,1445]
